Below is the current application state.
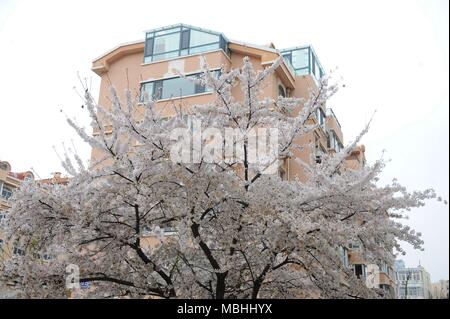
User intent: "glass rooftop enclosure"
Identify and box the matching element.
[281,46,324,80]
[143,24,325,80]
[144,24,229,63]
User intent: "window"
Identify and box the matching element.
[316,107,326,128]
[339,246,349,268]
[180,30,190,50]
[140,71,219,102]
[189,29,219,47]
[327,131,343,152]
[278,85,286,98]
[379,261,388,273]
[348,242,362,251]
[1,186,12,200]
[153,32,180,55]
[33,252,53,260]
[314,132,324,164]
[354,264,367,280]
[408,287,423,297]
[281,46,324,78]
[13,246,25,256]
[144,25,228,63]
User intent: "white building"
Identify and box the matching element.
[395,260,432,299]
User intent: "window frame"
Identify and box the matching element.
[140,69,221,102]
[281,46,324,79]
[143,25,229,63]
[1,185,13,200]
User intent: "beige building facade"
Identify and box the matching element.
[91,24,345,182]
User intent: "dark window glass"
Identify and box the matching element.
[219,35,227,52]
[278,85,286,97]
[354,264,366,279]
[282,53,292,64]
[145,37,154,56]
[180,30,190,50]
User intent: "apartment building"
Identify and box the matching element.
[91,24,399,296]
[0,160,35,297]
[0,160,34,212]
[1,168,67,261]
[395,260,432,299]
[91,23,345,182]
[0,159,34,254]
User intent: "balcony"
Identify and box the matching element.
[143,24,229,64]
[281,45,324,81]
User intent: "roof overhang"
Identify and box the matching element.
[229,41,296,89]
[92,41,144,76]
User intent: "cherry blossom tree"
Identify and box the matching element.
[0,57,439,299]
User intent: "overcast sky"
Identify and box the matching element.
[0,0,448,281]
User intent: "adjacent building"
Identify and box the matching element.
[1,164,68,297]
[431,279,449,299]
[395,260,432,299]
[0,160,35,297]
[0,159,34,260]
[0,160,34,212]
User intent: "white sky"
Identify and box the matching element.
[0,0,448,281]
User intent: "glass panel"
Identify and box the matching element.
[291,49,309,70]
[154,81,163,100]
[189,43,220,54]
[180,30,190,50]
[144,37,154,56]
[282,53,292,64]
[141,71,218,101]
[161,77,196,99]
[190,30,220,47]
[278,85,286,97]
[144,56,152,63]
[152,51,180,62]
[2,186,12,200]
[140,82,154,102]
[153,32,180,55]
